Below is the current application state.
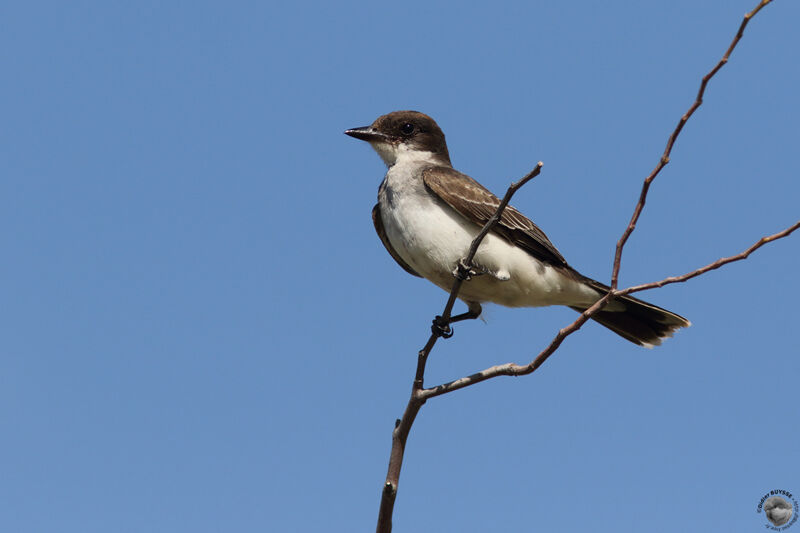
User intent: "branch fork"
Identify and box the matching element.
[376,2,789,531]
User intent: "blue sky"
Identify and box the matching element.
[2,1,798,532]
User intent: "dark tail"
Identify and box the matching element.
[569,279,690,348]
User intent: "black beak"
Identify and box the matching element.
[344,126,389,142]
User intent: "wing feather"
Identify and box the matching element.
[422,166,570,268]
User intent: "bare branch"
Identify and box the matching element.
[422,220,798,398]
[610,0,775,289]
[422,291,614,399]
[376,162,542,533]
[375,2,780,531]
[621,221,800,296]
[418,0,782,402]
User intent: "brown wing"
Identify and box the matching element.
[372,203,422,277]
[422,166,570,268]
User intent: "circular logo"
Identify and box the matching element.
[757,490,798,530]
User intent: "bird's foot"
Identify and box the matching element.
[431,316,454,338]
[453,259,481,281]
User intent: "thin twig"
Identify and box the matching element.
[376,162,543,533]
[375,2,779,531]
[422,220,798,399]
[610,0,774,290]
[621,221,800,296]
[422,292,613,399]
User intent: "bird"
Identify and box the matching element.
[345,110,690,347]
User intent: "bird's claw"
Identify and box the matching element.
[432,316,454,338]
[453,259,479,281]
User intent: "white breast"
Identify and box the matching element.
[377,158,601,308]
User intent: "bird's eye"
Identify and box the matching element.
[400,123,415,135]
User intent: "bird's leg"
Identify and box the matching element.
[431,303,482,338]
[449,302,483,324]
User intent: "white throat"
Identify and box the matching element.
[370,141,443,168]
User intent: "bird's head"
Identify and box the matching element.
[345,110,451,167]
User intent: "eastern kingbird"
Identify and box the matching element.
[345,111,690,347]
